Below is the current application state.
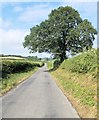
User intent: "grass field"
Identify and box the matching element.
[48,49,97,118]
[0,56,24,60]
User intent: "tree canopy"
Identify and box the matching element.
[23,6,97,62]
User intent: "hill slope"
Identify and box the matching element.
[50,49,97,118]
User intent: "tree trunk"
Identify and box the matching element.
[60,51,67,63]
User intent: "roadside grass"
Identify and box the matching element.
[47,60,54,70]
[0,67,38,96]
[51,68,97,118]
[47,49,97,118]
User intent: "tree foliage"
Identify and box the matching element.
[23,6,97,62]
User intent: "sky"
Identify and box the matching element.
[0,0,98,58]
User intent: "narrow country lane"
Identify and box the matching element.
[2,64,80,118]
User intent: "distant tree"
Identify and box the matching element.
[0,54,4,57]
[23,6,97,62]
[27,56,39,61]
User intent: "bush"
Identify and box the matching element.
[61,49,97,74]
[1,60,43,78]
[53,60,61,69]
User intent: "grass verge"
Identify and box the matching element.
[0,67,38,96]
[47,49,97,118]
[50,68,97,118]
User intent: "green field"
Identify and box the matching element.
[0,58,44,96]
[0,56,24,60]
[48,49,97,118]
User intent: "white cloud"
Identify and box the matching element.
[0,17,13,29]
[3,20,12,29]
[19,9,50,23]
[0,28,51,57]
[26,3,50,10]
[14,6,23,12]
[0,28,30,55]
[18,3,52,23]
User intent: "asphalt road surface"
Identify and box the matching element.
[2,64,80,118]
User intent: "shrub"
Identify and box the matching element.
[61,49,97,74]
[1,60,43,78]
[53,60,61,69]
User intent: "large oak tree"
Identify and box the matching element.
[23,6,97,62]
